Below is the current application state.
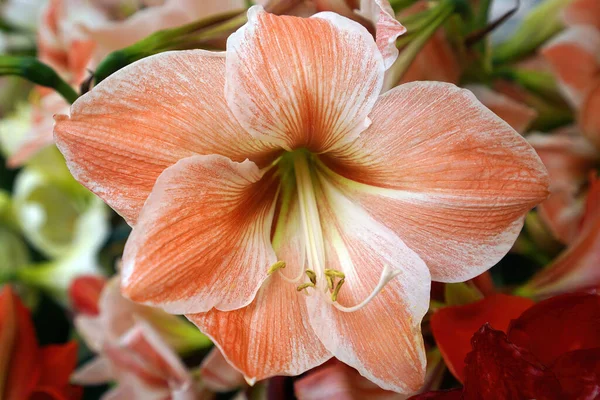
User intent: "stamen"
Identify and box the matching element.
[331,278,345,302]
[331,265,402,313]
[326,275,334,290]
[297,282,315,292]
[267,261,286,275]
[305,270,317,285]
[324,269,345,279]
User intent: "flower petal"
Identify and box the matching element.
[506,292,600,366]
[305,173,430,394]
[36,342,79,394]
[430,294,534,382]
[198,348,245,392]
[466,85,537,134]
[189,193,331,382]
[563,0,600,29]
[294,360,399,400]
[225,6,384,152]
[541,26,600,108]
[122,154,278,314]
[71,357,113,385]
[551,348,600,400]
[69,275,106,316]
[462,324,562,400]
[581,80,600,149]
[357,0,406,69]
[54,50,276,225]
[528,130,597,244]
[323,82,549,282]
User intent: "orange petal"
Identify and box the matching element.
[189,194,331,382]
[324,82,549,282]
[294,360,399,400]
[54,50,277,225]
[528,130,597,244]
[121,154,279,314]
[302,174,430,394]
[0,286,41,400]
[526,177,600,297]
[69,275,106,316]
[581,80,600,150]
[225,6,384,152]
[35,341,79,396]
[563,0,600,29]
[199,347,245,392]
[357,0,406,69]
[466,85,537,134]
[542,26,600,108]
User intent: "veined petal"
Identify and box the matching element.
[323,82,549,282]
[466,85,537,134]
[305,172,430,394]
[54,50,277,225]
[225,6,384,152]
[189,192,331,382]
[122,155,278,314]
[541,26,600,108]
[563,0,600,29]
[357,0,406,69]
[430,294,534,382]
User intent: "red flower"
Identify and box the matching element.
[0,285,81,400]
[413,293,600,400]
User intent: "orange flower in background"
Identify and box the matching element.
[563,0,600,30]
[55,5,549,393]
[542,25,600,148]
[0,285,81,400]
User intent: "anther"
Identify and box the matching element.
[305,270,317,285]
[324,269,345,279]
[326,275,334,290]
[267,261,286,275]
[331,278,345,302]
[297,282,315,292]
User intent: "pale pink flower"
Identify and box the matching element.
[55,6,549,393]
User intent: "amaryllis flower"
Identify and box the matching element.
[413,292,600,400]
[521,175,600,297]
[73,321,202,400]
[542,25,600,148]
[54,5,549,392]
[563,0,600,30]
[527,127,598,244]
[0,285,81,400]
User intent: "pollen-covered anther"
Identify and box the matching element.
[267,261,286,275]
[305,270,317,285]
[297,282,316,292]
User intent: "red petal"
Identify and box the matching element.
[552,348,600,399]
[37,342,78,391]
[507,292,600,365]
[69,276,106,316]
[462,324,562,400]
[408,389,463,400]
[430,294,534,382]
[1,286,41,400]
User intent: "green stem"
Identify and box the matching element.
[0,56,78,103]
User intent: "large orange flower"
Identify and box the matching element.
[54,5,549,392]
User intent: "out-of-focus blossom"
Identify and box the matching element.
[563,0,600,30]
[520,175,600,297]
[414,292,600,400]
[0,285,81,400]
[199,347,246,393]
[542,25,600,148]
[528,127,599,244]
[55,5,549,392]
[1,0,47,31]
[72,276,211,358]
[430,294,535,382]
[294,351,445,400]
[73,321,201,400]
